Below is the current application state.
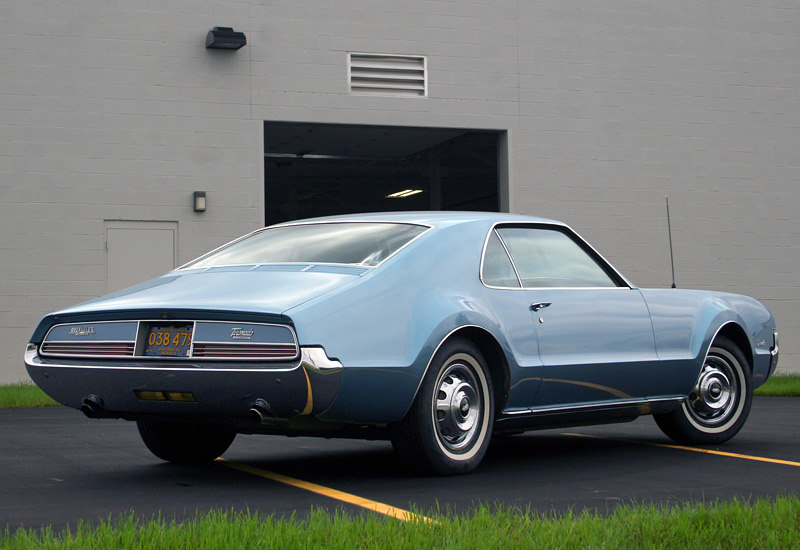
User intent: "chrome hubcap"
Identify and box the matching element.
[688,356,737,425]
[435,363,481,452]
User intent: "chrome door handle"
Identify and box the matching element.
[530,302,551,312]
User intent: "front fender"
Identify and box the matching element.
[641,289,774,394]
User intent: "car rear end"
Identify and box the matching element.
[25,309,344,426]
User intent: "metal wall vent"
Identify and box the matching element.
[349,53,427,97]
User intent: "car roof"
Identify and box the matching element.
[270,211,562,229]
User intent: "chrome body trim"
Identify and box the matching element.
[678,320,740,401]
[700,321,735,374]
[25,344,344,420]
[24,344,337,374]
[39,319,299,361]
[480,225,523,289]
[299,346,344,373]
[769,329,779,377]
[479,221,634,291]
[413,325,488,405]
[502,396,685,416]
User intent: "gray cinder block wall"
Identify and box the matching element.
[1,0,797,382]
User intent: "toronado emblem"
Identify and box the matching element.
[68,326,95,336]
[230,327,255,340]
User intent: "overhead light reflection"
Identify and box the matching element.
[386,189,423,199]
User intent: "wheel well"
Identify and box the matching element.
[445,327,510,414]
[715,323,753,370]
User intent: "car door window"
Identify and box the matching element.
[496,227,618,288]
[481,230,521,288]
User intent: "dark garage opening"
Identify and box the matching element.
[264,122,503,226]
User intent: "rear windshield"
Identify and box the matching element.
[183,222,428,269]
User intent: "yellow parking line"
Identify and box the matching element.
[564,433,800,467]
[217,458,435,523]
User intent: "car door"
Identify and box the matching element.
[480,228,543,411]
[494,224,660,408]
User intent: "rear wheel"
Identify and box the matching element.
[136,420,236,464]
[391,338,494,475]
[654,336,752,445]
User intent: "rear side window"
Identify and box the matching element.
[487,226,619,288]
[184,222,428,269]
[481,231,521,288]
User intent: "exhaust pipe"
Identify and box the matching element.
[248,398,287,425]
[249,398,272,423]
[81,394,105,419]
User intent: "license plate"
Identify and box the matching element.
[143,324,193,357]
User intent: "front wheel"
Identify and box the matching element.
[137,420,236,464]
[391,338,494,475]
[654,336,752,445]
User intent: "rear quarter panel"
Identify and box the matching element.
[284,222,518,423]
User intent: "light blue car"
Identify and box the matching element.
[25,212,779,475]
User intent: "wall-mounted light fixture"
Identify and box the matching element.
[205,27,247,50]
[193,191,207,212]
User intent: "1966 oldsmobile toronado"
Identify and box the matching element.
[25,212,779,475]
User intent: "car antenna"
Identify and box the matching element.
[666,196,677,288]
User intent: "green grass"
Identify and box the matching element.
[0,382,59,409]
[3,496,799,549]
[754,374,800,397]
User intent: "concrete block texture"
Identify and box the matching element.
[1,0,798,381]
[513,1,799,374]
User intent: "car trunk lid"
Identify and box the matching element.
[52,264,368,317]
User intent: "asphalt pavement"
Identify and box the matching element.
[2,397,799,532]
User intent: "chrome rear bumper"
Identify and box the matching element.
[769,329,779,377]
[24,345,342,423]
